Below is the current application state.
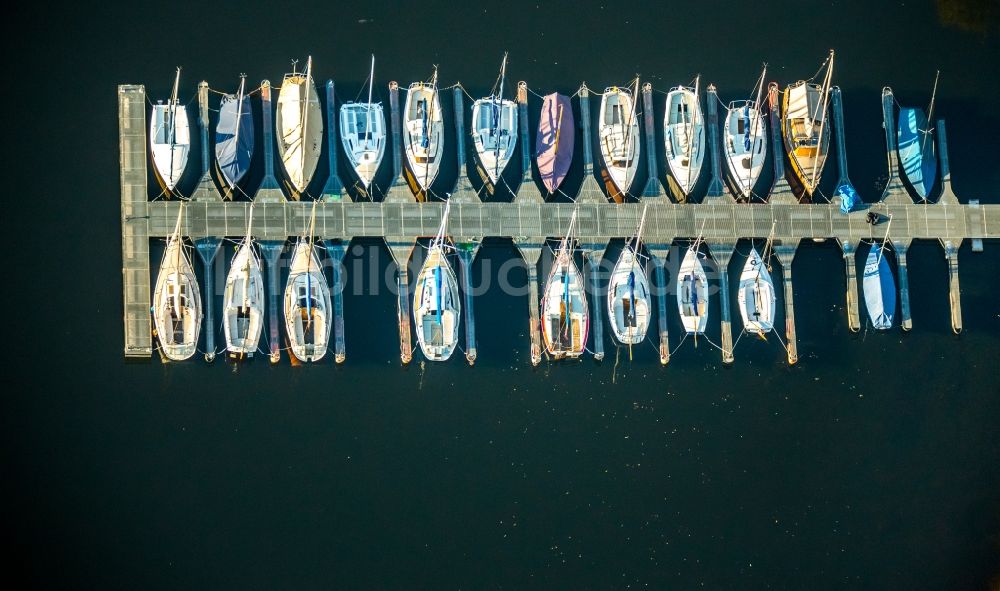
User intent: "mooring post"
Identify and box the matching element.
[515,82,544,203]
[767,83,797,204]
[709,243,735,363]
[641,83,665,199]
[193,238,221,362]
[383,82,411,203]
[456,244,480,364]
[255,81,286,203]
[584,244,607,361]
[450,87,481,203]
[578,84,604,203]
[893,239,913,331]
[842,240,862,332]
[880,87,910,204]
[323,240,348,363]
[647,245,671,365]
[190,81,222,202]
[936,120,959,205]
[515,242,543,365]
[320,80,348,202]
[774,243,799,364]
[704,85,728,200]
[258,241,284,363]
[386,239,415,363]
[831,87,859,209]
[942,239,963,334]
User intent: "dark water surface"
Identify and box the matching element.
[9,0,1000,588]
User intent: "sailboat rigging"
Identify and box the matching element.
[472,53,518,189]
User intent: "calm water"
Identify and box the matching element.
[9,0,1000,588]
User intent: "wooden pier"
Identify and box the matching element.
[119,79,997,363]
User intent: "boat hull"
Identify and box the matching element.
[150,103,191,193]
[862,243,896,330]
[664,88,705,197]
[403,83,445,195]
[215,93,254,193]
[676,246,708,334]
[737,248,775,335]
[723,102,766,200]
[153,235,202,361]
[340,102,386,189]
[607,247,651,344]
[223,240,265,357]
[413,246,461,361]
[535,93,574,194]
[541,252,589,358]
[276,73,323,198]
[781,82,830,199]
[897,107,937,199]
[283,241,332,362]
[599,88,640,201]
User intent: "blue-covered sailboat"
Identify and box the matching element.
[215,76,254,197]
[897,72,939,200]
[862,218,897,330]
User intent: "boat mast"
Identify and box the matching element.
[622,77,640,192]
[494,52,508,181]
[424,66,439,198]
[242,205,254,307]
[229,75,247,190]
[171,203,185,319]
[809,50,835,190]
[305,198,318,326]
[748,65,767,197]
[365,55,375,149]
[686,75,700,192]
[876,214,892,266]
[300,56,314,192]
[922,70,940,155]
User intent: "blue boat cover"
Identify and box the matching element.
[862,244,896,330]
[743,105,751,151]
[215,94,254,188]
[897,107,937,199]
[837,183,859,214]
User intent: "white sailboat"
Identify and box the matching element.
[471,53,518,186]
[404,68,445,198]
[782,51,834,198]
[737,224,777,335]
[541,210,589,358]
[339,55,386,189]
[608,205,651,351]
[152,204,202,361]
[676,232,709,335]
[413,202,461,361]
[724,67,768,200]
[283,201,332,362]
[664,76,705,198]
[223,206,265,359]
[277,56,323,198]
[598,82,641,200]
[149,67,190,194]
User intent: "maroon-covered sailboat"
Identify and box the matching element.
[535,93,575,195]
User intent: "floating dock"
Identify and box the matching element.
[119,77,997,364]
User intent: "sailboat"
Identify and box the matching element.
[598,82,641,201]
[897,71,939,200]
[403,67,445,199]
[149,67,190,194]
[737,224,777,335]
[664,76,705,198]
[152,204,202,361]
[724,67,768,200]
[215,75,254,197]
[277,56,323,198]
[223,206,265,359]
[283,200,332,362]
[782,50,834,199]
[541,210,589,358]
[676,233,709,335]
[608,205,651,349]
[340,55,386,190]
[413,202,461,361]
[862,217,897,330]
[472,53,518,187]
[535,92,575,195]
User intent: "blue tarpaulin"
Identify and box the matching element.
[837,184,859,214]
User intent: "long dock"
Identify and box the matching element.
[120,79,997,363]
